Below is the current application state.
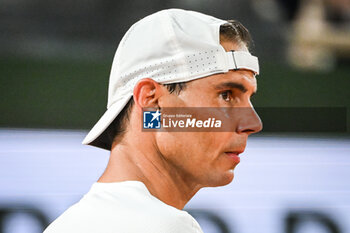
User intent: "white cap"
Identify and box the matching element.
[82,8,260,150]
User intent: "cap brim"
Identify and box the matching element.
[82,95,132,150]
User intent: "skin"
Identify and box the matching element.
[98,40,262,210]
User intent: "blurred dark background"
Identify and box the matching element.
[1,0,349,132]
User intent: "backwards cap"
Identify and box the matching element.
[83,9,260,150]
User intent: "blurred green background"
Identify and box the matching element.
[1,58,349,131]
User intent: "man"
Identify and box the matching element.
[44,8,262,233]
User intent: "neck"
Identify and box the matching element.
[97,136,202,210]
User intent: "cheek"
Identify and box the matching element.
[155,132,200,162]
[200,133,231,160]
[155,132,228,168]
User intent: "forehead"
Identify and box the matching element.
[190,69,257,92]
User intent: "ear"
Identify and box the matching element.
[133,78,163,109]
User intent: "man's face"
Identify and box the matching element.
[155,42,262,187]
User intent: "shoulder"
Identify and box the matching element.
[44,182,203,233]
[44,202,202,233]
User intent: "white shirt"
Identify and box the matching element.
[44,181,203,233]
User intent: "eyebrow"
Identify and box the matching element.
[215,82,256,96]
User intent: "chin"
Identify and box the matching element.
[220,171,235,186]
[205,170,235,187]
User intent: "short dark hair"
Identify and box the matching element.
[100,20,252,150]
[220,20,252,49]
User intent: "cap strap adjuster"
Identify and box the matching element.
[226,50,260,75]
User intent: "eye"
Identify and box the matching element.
[220,90,232,102]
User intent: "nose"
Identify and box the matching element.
[236,107,263,135]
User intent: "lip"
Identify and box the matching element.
[225,152,241,163]
[226,151,243,156]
